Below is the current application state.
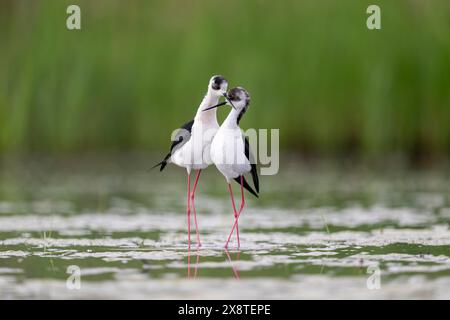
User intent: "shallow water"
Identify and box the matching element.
[0,157,449,299]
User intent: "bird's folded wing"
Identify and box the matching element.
[244,135,259,193]
[169,119,194,155]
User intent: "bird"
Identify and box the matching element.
[153,75,229,248]
[206,86,259,248]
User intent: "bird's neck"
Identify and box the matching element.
[222,108,241,129]
[194,90,219,124]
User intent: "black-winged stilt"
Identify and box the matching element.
[205,87,259,248]
[154,75,228,248]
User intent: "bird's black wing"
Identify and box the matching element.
[233,136,259,198]
[152,119,194,171]
[169,119,194,154]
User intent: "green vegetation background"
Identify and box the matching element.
[1,0,449,157]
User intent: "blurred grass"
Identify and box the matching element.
[0,0,449,157]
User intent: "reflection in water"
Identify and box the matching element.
[225,249,241,279]
[186,248,241,280]
[187,247,200,279]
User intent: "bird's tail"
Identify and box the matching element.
[234,176,258,198]
[151,154,170,171]
[151,161,167,171]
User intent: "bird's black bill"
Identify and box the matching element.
[223,92,237,110]
[202,101,227,112]
[202,93,237,112]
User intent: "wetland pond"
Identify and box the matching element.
[0,156,449,299]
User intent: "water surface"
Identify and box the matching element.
[0,157,449,299]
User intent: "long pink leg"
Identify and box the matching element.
[236,176,246,247]
[225,176,246,248]
[238,175,245,215]
[190,170,202,247]
[186,173,191,249]
[224,183,239,248]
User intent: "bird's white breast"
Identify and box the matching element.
[169,90,221,172]
[171,120,219,170]
[210,127,250,181]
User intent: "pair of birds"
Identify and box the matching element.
[154,75,259,249]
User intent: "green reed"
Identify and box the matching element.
[0,0,449,157]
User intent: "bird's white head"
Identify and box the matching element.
[225,87,251,111]
[208,75,228,97]
[202,86,251,120]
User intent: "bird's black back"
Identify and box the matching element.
[233,136,259,198]
[152,119,194,171]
